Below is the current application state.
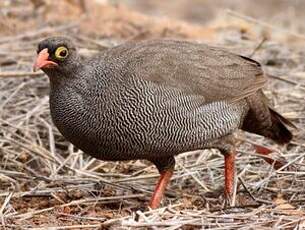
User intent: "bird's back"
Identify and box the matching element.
[100,39,266,103]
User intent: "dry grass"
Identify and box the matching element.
[0,1,305,229]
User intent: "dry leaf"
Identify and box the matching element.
[273,194,304,216]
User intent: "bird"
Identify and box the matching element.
[33,36,294,209]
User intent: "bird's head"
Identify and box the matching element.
[33,36,80,74]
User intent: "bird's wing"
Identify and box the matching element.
[117,40,266,103]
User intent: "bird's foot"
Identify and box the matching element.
[224,192,235,208]
[254,144,292,170]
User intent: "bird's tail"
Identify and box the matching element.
[262,108,295,144]
[241,91,296,144]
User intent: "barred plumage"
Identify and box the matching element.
[34,37,294,208]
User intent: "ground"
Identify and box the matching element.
[0,0,305,229]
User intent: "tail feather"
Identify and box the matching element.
[241,92,295,144]
[269,108,297,129]
[263,108,295,144]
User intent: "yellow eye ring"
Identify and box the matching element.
[55,46,68,60]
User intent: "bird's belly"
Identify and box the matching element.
[50,101,199,161]
[50,104,166,161]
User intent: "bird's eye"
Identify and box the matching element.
[55,46,69,60]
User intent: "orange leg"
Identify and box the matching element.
[224,152,235,205]
[254,144,286,169]
[254,144,273,155]
[149,170,173,209]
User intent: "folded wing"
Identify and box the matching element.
[118,40,266,103]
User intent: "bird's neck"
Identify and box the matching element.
[46,62,83,87]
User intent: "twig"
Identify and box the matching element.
[249,37,268,58]
[0,72,43,78]
[226,9,305,40]
[0,22,81,44]
[238,177,271,204]
[29,224,102,230]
